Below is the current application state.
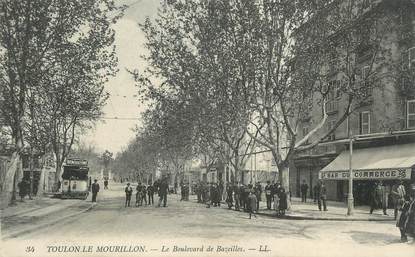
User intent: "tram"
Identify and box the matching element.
[61,158,89,200]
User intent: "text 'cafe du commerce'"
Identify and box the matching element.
[317,143,415,205]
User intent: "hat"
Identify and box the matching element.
[127,183,130,185]
[94,179,98,182]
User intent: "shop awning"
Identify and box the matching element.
[319,143,415,180]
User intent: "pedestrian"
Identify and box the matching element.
[158,177,169,207]
[104,179,108,189]
[17,179,28,202]
[391,180,406,220]
[226,183,233,209]
[300,180,309,202]
[141,185,147,205]
[396,183,415,242]
[265,181,272,210]
[247,190,257,219]
[210,183,220,207]
[218,180,224,202]
[313,184,319,203]
[318,181,327,211]
[91,179,100,203]
[233,182,240,211]
[278,187,288,216]
[273,182,280,211]
[147,183,154,205]
[254,182,262,211]
[243,184,251,211]
[196,181,202,203]
[370,181,386,215]
[136,182,144,207]
[125,183,133,207]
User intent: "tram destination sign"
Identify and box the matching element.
[319,168,412,180]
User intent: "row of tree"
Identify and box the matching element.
[0,0,124,206]
[117,0,414,194]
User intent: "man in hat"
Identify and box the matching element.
[125,182,133,207]
[91,179,100,203]
[397,183,415,242]
[391,180,406,220]
[158,177,169,207]
[265,181,272,210]
[300,180,309,203]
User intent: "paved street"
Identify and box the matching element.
[1,183,414,257]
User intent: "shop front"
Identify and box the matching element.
[319,143,415,206]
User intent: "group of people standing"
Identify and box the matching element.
[194,181,224,207]
[124,177,169,208]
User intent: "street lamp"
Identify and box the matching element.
[347,137,354,215]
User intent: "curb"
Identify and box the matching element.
[2,203,94,240]
[211,202,395,222]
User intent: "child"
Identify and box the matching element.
[248,191,258,219]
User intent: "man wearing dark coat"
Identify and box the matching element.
[300,180,309,202]
[396,184,415,242]
[370,182,386,215]
[147,184,154,205]
[254,182,262,211]
[125,183,133,207]
[265,181,272,210]
[91,179,100,203]
[158,178,169,207]
[17,179,29,202]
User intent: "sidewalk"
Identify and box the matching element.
[1,194,94,239]
[255,197,395,221]
[191,195,395,222]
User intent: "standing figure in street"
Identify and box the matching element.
[370,181,386,215]
[125,183,133,207]
[247,190,257,219]
[218,180,224,202]
[254,182,262,211]
[141,185,147,205]
[233,183,240,211]
[226,183,233,209]
[17,179,28,202]
[278,187,288,216]
[196,182,202,203]
[300,180,309,202]
[158,177,169,207]
[391,180,406,220]
[147,183,154,205]
[313,184,319,203]
[273,182,281,211]
[104,179,108,189]
[396,184,415,243]
[91,179,100,203]
[136,182,144,207]
[318,181,327,211]
[265,181,272,210]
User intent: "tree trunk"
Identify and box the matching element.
[1,151,23,208]
[37,157,46,196]
[54,164,62,192]
[279,164,291,210]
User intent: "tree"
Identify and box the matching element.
[0,0,124,203]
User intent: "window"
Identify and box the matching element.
[407,100,415,129]
[410,47,415,69]
[326,80,339,113]
[359,111,370,134]
[402,47,415,69]
[327,119,336,141]
[361,65,372,97]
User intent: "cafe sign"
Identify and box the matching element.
[319,168,412,180]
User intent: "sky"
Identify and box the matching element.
[80,0,161,155]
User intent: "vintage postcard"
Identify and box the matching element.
[1,0,414,257]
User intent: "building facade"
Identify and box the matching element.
[290,0,415,205]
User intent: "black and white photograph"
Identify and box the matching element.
[0,0,415,257]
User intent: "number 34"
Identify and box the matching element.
[25,246,35,253]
